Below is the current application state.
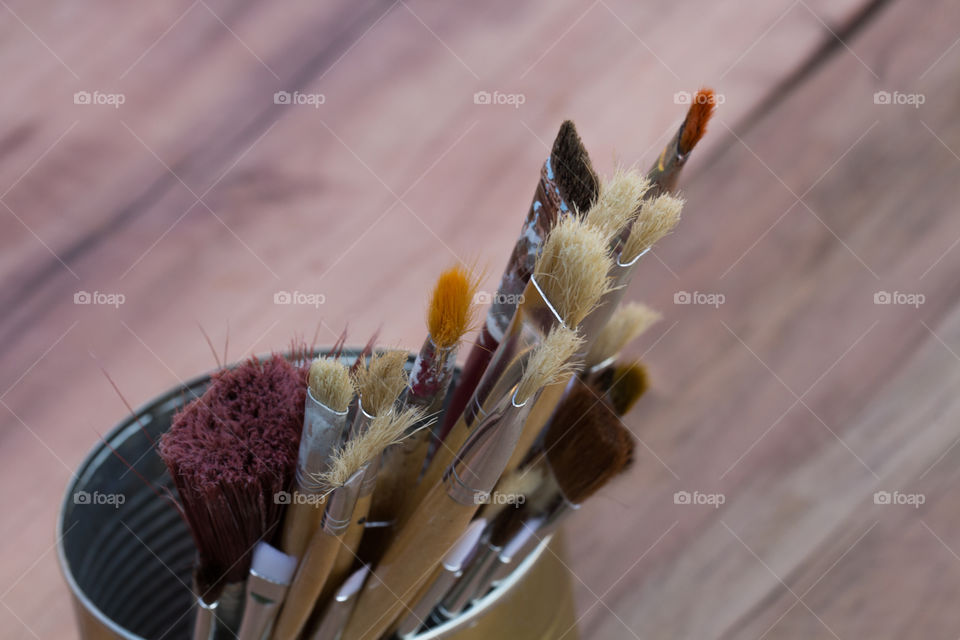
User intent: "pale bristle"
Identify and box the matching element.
[353,350,409,416]
[584,303,661,368]
[309,357,354,412]
[516,327,584,403]
[428,266,479,349]
[319,407,426,487]
[622,193,683,262]
[585,168,650,241]
[534,217,615,327]
[495,466,545,506]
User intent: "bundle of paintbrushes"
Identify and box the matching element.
[154,89,715,640]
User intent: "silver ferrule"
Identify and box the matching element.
[445,390,534,506]
[359,455,381,496]
[347,396,375,441]
[321,466,367,535]
[465,276,564,426]
[406,337,458,418]
[296,389,350,493]
[577,246,649,357]
[236,571,291,640]
[192,595,216,640]
[395,566,462,638]
[309,589,360,640]
[439,543,500,615]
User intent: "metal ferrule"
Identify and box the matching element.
[407,337,458,418]
[321,466,367,536]
[296,389,350,494]
[359,455,381,497]
[647,126,684,198]
[309,588,360,640]
[577,246,650,361]
[236,571,291,640]
[347,397,375,442]
[192,594,216,640]
[395,566,462,638]
[465,276,564,426]
[440,543,500,615]
[445,390,535,506]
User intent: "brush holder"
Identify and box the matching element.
[58,351,579,639]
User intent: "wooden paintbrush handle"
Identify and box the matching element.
[280,491,327,558]
[272,529,342,639]
[339,483,478,640]
[317,492,372,608]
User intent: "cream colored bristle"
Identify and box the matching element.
[319,407,426,487]
[353,350,409,416]
[495,466,544,505]
[584,303,661,368]
[308,357,354,412]
[515,327,584,403]
[534,217,615,327]
[585,168,650,242]
[622,193,683,262]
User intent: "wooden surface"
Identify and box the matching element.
[1,0,958,637]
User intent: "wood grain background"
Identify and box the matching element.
[2,0,958,637]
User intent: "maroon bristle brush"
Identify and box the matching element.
[158,353,306,636]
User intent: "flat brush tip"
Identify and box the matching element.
[551,120,600,215]
[309,357,353,412]
[444,518,487,571]
[428,266,479,349]
[250,542,298,585]
[679,87,716,155]
[608,362,649,416]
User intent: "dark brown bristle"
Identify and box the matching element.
[551,120,600,215]
[544,386,634,503]
[608,362,649,416]
[489,503,529,547]
[678,88,716,155]
[159,354,306,594]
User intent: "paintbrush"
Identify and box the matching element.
[442,121,599,440]
[158,354,305,638]
[309,565,370,640]
[583,302,660,374]
[236,542,299,640]
[592,361,649,417]
[393,519,487,639]
[338,327,583,640]
[647,87,716,197]
[282,357,354,558]
[349,350,409,438]
[370,266,478,538]
[417,216,613,506]
[272,407,424,639]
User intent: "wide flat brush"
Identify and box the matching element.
[339,328,583,640]
[309,565,370,640]
[158,354,305,638]
[442,121,599,440]
[236,542,298,640]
